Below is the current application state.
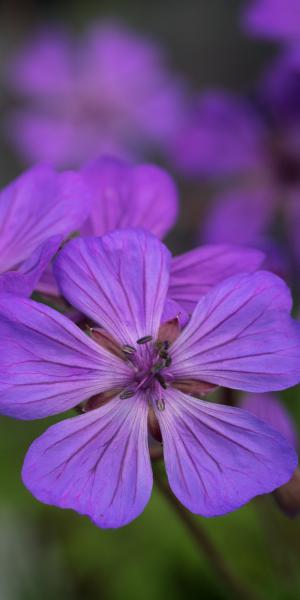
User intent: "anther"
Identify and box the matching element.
[122,344,136,354]
[165,356,172,367]
[137,335,153,344]
[119,390,136,399]
[156,398,166,412]
[151,362,164,374]
[156,373,168,389]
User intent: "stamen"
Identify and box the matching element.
[156,398,166,412]
[156,373,168,389]
[137,335,153,344]
[121,344,136,354]
[151,362,164,374]
[165,356,172,367]
[119,389,136,399]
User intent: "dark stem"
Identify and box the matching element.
[155,470,259,600]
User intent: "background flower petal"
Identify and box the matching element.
[169,244,265,313]
[0,164,90,273]
[0,235,62,296]
[81,156,178,238]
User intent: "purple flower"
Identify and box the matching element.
[0,164,90,296]
[7,22,185,168]
[241,393,300,516]
[242,0,300,43]
[171,91,264,178]
[0,229,299,528]
[171,56,300,276]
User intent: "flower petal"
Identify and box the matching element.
[54,229,171,345]
[0,294,131,419]
[171,91,265,177]
[0,164,90,273]
[169,244,265,313]
[22,394,152,528]
[0,235,62,296]
[202,187,275,246]
[170,271,300,391]
[241,393,297,448]
[155,388,297,516]
[81,156,178,238]
[242,0,300,43]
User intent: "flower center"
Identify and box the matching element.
[119,336,172,408]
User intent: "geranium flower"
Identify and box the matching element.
[0,229,299,528]
[0,164,90,296]
[7,22,185,168]
[242,0,300,44]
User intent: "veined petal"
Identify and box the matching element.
[0,235,62,296]
[241,393,297,448]
[82,156,178,238]
[170,271,300,391]
[22,394,152,528]
[54,229,171,345]
[155,388,297,516]
[0,294,131,419]
[169,245,264,313]
[0,164,90,273]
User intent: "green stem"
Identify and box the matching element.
[155,470,260,600]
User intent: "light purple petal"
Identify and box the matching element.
[0,235,62,296]
[171,91,265,177]
[0,164,90,273]
[54,229,171,345]
[202,187,275,246]
[81,156,178,239]
[170,271,300,391]
[169,245,265,313]
[22,394,152,528]
[243,0,300,42]
[0,294,131,419]
[155,389,297,516]
[241,393,297,448]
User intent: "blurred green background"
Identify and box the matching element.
[1,1,300,599]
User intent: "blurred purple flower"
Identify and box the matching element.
[0,164,90,296]
[242,0,300,43]
[0,229,299,527]
[7,22,185,168]
[172,52,300,274]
